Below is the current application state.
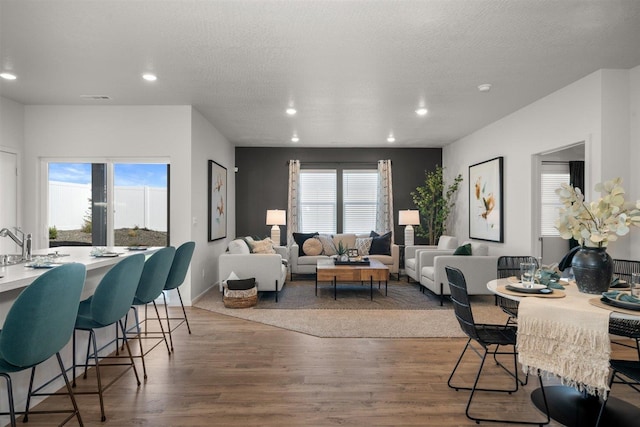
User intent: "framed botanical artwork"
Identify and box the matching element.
[208,160,227,241]
[469,156,504,242]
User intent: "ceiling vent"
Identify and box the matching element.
[80,95,111,101]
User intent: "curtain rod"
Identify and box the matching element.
[286,160,389,165]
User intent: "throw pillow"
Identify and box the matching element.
[302,237,323,256]
[227,277,256,290]
[354,237,372,255]
[317,234,337,255]
[249,238,276,254]
[453,243,472,256]
[293,232,319,256]
[369,231,392,255]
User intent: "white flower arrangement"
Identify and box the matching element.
[555,178,640,248]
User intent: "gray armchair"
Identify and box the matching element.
[405,235,458,283]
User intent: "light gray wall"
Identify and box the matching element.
[190,107,235,301]
[444,67,640,260]
[20,105,235,303]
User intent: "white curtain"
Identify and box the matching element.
[287,160,300,246]
[376,159,394,238]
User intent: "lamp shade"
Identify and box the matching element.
[266,209,286,226]
[398,210,420,226]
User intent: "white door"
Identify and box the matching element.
[0,150,18,254]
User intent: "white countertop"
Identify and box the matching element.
[0,246,162,293]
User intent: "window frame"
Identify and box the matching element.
[299,163,377,234]
[42,157,170,247]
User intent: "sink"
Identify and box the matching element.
[0,254,25,266]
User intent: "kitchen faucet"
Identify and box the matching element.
[0,227,32,261]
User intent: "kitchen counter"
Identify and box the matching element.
[0,246,161,293]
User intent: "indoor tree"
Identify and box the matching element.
[410,166,463,245]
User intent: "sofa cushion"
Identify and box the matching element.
[453,243,472,256]
[355,237,372,255]
[369,231,391,255]
[332,233,357,251]
[303,237,323,256]
[317,234,337,255]
[437,235,458,250]
[293,232,319,256]
[227,277,256,290]
[297,254,328,265]
[249,238,276,254]
[421,266,435,281]
[462,241,489,256]
[405,257,416,271]
[228,239,251,254]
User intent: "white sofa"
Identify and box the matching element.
[218,238,288,302]
[404,235,458,283]
[290,233,400,280]
[418,241,499,305]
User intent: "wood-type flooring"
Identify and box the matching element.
[13,306,640,426]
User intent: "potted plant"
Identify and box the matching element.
[336,240,349,262]
[411,166,463,245]
[555,178,640,293]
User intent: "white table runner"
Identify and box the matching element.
[516,289,611,397]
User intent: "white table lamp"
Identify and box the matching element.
[266,209,286,245]
[398,210,420,246]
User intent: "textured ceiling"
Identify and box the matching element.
[1,0,640,148]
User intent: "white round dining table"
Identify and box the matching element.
[487,278,640,427]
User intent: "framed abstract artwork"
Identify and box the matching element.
[208,160,227,241]
[469,156,504,242]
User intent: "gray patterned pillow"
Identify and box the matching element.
[317,234,337,255]
[355,237,372,255]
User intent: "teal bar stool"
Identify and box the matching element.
[0,263,86,427]
[128,246,176,379]
[161,241,195,351]
[71,253,145,422]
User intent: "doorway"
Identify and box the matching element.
[534,143,585,266]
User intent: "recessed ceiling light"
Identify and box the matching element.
[387,135,395,143]
[0,72,17,80]
[478,83,492,92]
[291,135,300,143]
[415,107,428,116]
[286,107,297,116]
[142,73,157,82]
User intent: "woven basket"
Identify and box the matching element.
[223,286,258,308]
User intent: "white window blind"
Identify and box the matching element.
[299,170,337,233]
[540,163,570,236]
[343,170,377,233]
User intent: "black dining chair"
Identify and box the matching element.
[496,255,538,321]
[596,359,640,426]
[608,259,640,360]
[445,266,549,425]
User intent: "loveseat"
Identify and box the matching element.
[418,241,499,305]
[218,237,288,302]
[404,235,458,283]
[289,232,400,280]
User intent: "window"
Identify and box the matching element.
[299,167,377,234]
[343,170,377,234]
[47,161,169,247]
[540,163,570,236]
[299,170,337,234]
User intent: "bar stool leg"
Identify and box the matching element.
[162,292,174,352]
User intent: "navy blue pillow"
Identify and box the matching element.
[369,231,392,255]
[293,232,319,256]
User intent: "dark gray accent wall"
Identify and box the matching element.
[235,147,441,245]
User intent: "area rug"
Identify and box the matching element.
[193,279,509,338]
